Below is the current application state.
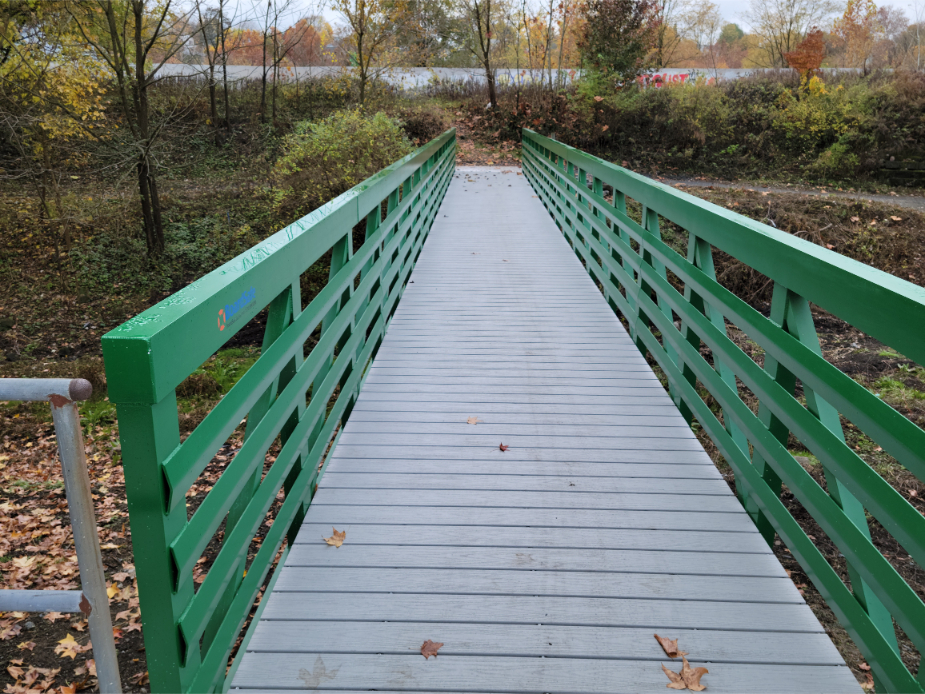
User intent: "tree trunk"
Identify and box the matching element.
[486,66,497,108]
[137,157,157,253]
[209,66,218,130]
[219,2,231,129]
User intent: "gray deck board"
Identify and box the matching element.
[292,524,771,553]
[230,167,858,692]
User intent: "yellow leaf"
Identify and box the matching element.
[55,633,87,659]
[106,583,118,599]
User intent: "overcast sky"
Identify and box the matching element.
[218,0,925,34]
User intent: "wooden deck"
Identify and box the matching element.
[229,166,860,692]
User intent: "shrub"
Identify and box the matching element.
[392,104,450,145]
[272,110,413,221]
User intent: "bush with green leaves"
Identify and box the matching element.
[272,110,413,221]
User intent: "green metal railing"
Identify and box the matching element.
[522,128,925,692]
[102,129,456,693]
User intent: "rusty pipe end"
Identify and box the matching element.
[68,379,93,402]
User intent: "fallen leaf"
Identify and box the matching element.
[499,443,509,452]
[99,543,120,550]
[421,639,444,658]
[55,633,89,659]
[1,623,23,640]
[7,665,24,679]
[662,656,709,691]
[826,244,835,249]
[891,216,902,221]
[106,583,118,599]
[654,634,688,658]
[851,216,860,222]
[17,641,36,651]
[59,684,78,694]
[602,125,609,132]
[112,571,131,582]
[593,96,604,101]
[466,417,480,425]
[44,612,65,623]
[323,528,346,547]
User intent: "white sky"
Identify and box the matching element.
[218,0,925,34]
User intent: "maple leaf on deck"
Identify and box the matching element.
[421,640,444,659]
[662,656,709,691]
[323,528,346,547]
[654,634,688,658]
[466,417,481,425]
[499,443,509,452]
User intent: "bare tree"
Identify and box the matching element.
[194,0,221,131]
[67,0,194,255]
[334,0,411,106]
[744,0,839,67]
[651,0,690,68]
[460,0,501,108]
[682,1,724,72]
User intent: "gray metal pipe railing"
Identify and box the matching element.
[0,378,122,693]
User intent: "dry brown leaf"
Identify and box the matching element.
[594,96,604,101]
[850,216,860,222]
[17,640,36,651]
[7,664,24,679]
[60,683,78,694]
[499,443,509,452]
[602,125,609,132]
[323,527,346,547]
[466,417,480,425]
[44,612,65,623]
[421,639,444,659]
[891,216,902,221]
[662,656,709,691]
[654,634,688,658]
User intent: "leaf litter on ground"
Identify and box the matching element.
[323,528,346,547]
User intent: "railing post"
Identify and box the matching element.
[114,395,194,692]
[45,392,120,693]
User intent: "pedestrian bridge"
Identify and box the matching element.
[102,129,925,693]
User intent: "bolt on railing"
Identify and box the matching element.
[0,378,122,693]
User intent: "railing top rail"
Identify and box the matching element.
[103,128,456,406]
[0,378,93,402]
[523,129,925,366]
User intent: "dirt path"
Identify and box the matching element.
[657,177,925,213]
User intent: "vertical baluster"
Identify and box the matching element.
[769,285,899,669]
[633,208,678,369]
[679,233,750,491]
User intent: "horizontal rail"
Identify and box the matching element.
[521,127,925,693]
[0,590,89,614]
[0,378,93,402]
[103,128,456,693]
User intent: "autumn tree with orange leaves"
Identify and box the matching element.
[784,26,825,80]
